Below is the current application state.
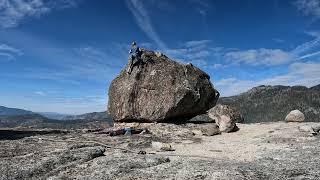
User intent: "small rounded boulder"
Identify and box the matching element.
[285,110,305,122]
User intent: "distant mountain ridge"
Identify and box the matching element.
[0,106,113,129]
[0,106,35,116]
[63,111,109,121]
[38,112,71,120]
[310,84,320,90]
[0,114,113,129]
[219,84,320,123]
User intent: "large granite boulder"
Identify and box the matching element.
[108,49,219,122]
[208,104,243,132]
[285,110,305,122]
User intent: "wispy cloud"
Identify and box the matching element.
[184,40,211,48]
[28,46,124,83]
[212,63,227,69]
[0,0,80,28]
[305,31,320,38]
[126,0,167,50]
[166,40,212,66]
[0,29,129,86]
[34,91,46,96]
[0,43,22,60]
[295,0,320,20]
[188,0,210,17]
[1,45,125,85]
[218,35,320,66]
[291,36,320,58]
[224,48,293,66]
[75,46,123,69]
[216,61,320,96]
[272,38,285,43]
[299,50,320,59]
[164,34,320,69]
[46,96,105,106]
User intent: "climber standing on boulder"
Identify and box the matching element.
[127,41,142,74]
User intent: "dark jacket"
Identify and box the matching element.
[129,45,141,57]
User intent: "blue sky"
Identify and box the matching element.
[0,0,320,114]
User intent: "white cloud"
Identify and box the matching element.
[35,91,46,96]
[184,40,211,48]
[165,40,212,66]
[287,61,320,85]
[295,0,320,20]
[221,35,320,66]
[0,52,14,59]
[0,29,127,85]
[291,37,320,56]
[224,48,293,66]
[23,46,125,84]
[0,0,80,28]
[299,50,320,59]
[188,0,210,17]
[305,31,320,38]
[0,44,22,54]
[74,46,125,70]
[215,78,256,97]
[216,61,320,96]
[126,0,167,50]
[212,63,224,69]
[139,42,153,49]
[0,43,22,60]
[164,36,320,68]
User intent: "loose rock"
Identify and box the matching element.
[198,123,221,136]
[285,110,305,122]
[208,104,242,132]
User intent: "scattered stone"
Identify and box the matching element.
[152,141,165,150]
[108,49,219,122]
[155,52,162,57]
[312,125,320,133]
[191,130,203,136]
[298,125,313,133]
[285,110,305,122]
[198,123,221,136]
[2,122,320,179]
[208,104,241,132]
[114,122,195,139]
[138,150,147,155]
[160,143,175,151]
[298,125,318,136]
[152,142,175,151]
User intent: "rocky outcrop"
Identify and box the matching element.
[2,122,320,179]
[208,104,242,132]
[285,110,305,122]
[219,85,320,123]
[108,49,219,122]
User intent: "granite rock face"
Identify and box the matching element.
[2,122,320,179]
[108,49,219,122]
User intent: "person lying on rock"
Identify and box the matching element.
[127,41,143,74]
